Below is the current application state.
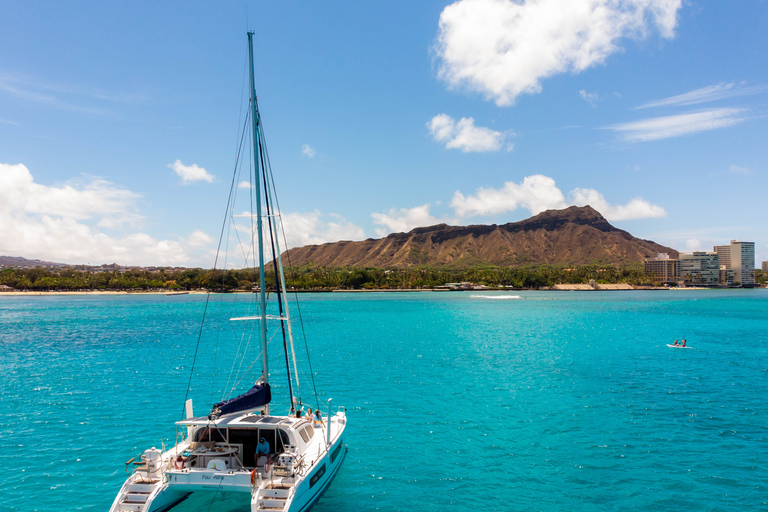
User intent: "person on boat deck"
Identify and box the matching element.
[305,408,313,422]
[295,408,303,419]
[314,409,324,428]
[254,437,270,466]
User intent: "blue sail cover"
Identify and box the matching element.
[210,382,271,418]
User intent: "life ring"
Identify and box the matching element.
[174,456,185,470]
[250,469,257,486]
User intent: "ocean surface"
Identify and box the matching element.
[1,290,767,511]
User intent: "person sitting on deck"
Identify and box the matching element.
[295,408,303,419]
[314,409,325,428]
[254,437,270,466]
[305,408,313,422]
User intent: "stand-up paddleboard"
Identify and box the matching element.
[667,344,693,349]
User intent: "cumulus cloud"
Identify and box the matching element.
[280,211,365,248]
[685,238,702,251]
[451,174,666,221]
[637,82,768,109]
[371,204,454,237]
[187,230,215,248]
[434,0,682,106]
[452,175,566,217]
[301,144,316,158]
[238,180,253,189]
[606,108,748,142]
[427,114,508,152]
[168,159,214,184]
[0,162,211,266]
[569,188,666,221]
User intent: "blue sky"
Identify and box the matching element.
[1,1,767,267]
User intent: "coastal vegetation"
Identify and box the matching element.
[3,265,763,292]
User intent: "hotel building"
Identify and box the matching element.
[643,253,679,285]
[679,252,720,286]
[715,241,755,287]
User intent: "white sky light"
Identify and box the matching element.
[1,1,767,265]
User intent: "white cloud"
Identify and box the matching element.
[685,238,702,251]
[729,165,754,176]
[187,230,215,248]
[606,108,748,142]
[371,204,454,237]
[280,211,365,248]
[451,174,666,221]
[569,188,666,221]
[168,159,214,184]
[301,144,316,158]
[427,114,508,152]
[637,82,767,109]
[452,175,566,217]
[434,0,682,106]
[238,180,253,189]
[579,89,599,107]
[0,162,210,266]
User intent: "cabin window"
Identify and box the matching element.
[299,428,309,443]
[193,427,227,443]
[278,429,291,449]
[304,426,314,439]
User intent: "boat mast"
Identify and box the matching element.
[248,31,269,414]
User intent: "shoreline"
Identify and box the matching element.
[1,286,763,296]
[0,290,209,296]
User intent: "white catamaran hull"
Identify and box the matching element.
[110,413,346,512]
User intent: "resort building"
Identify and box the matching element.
[715,240,755,287]
[719,266,734,287]
[679,252,720,286]
[643,253,679,285]
[763,260,768,272]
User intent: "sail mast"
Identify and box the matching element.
[248,31,269,410]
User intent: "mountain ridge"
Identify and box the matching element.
[283,205,677,268]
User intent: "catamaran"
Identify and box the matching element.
[109,32,348,512]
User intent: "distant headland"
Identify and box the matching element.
[2,206,765,292]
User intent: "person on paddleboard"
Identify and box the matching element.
[673,339,679,346]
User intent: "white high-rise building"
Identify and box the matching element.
[731,241,755,287]
[715,241,755,287]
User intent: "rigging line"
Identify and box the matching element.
[256,119,295,410]
[220,176,250,400]
[227,327,278,395]
[260,125,304,403]
[180,116,246,421]
[223,326,254,399]
[262,133,319,409]
[215,110,253,404]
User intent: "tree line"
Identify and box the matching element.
[1,265,764,292]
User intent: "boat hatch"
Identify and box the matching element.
[240,415,283,424]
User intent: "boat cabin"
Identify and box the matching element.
[176,412,318,470]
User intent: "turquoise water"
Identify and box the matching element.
[2,290,767,511]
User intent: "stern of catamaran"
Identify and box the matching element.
[110,408,347,512]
